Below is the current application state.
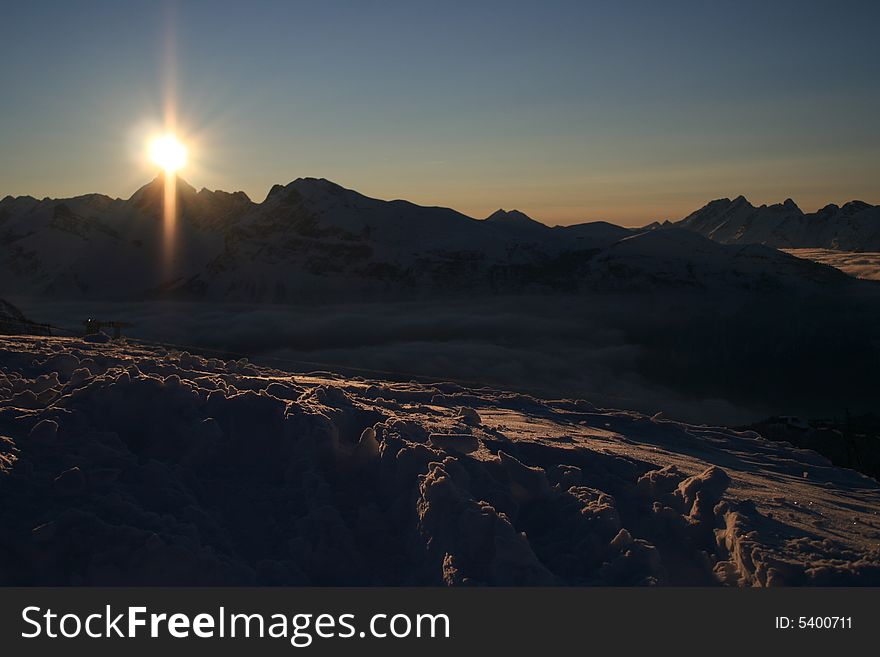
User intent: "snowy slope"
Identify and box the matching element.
[675,196,880,251]
[589,228,850,290]
[1,335,877,586]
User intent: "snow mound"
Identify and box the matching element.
[1,336,878,586]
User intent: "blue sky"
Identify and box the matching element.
[2,0,878,225]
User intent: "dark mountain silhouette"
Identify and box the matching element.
[0,177,865,302]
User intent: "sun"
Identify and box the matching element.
[148,134,188,173]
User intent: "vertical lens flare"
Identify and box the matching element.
[146,134,187,276]
[159,2,180,282]
[163,172,177,272]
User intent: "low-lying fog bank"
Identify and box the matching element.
[11,289,880,426]
[784,249,880,281]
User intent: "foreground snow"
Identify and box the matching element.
[1,336,878,586]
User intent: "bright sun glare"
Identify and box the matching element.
[148,134,188,173]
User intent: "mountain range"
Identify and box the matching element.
[1,176,875,302]
[669,196,880,251]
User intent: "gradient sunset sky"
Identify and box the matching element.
[2,0,878,226]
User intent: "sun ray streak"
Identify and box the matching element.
[162,173,177,274]
[159,3,180,284]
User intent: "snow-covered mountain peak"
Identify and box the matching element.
[761,198,802,214]
[484,208,544,229]
[128,173,199,207]
[731,194,753,208]
[263,183,287,203]
[290,176,345,191]
[487,208,531,222]
[677,195,880,250]
[197,187,251,203]
[842,200,872,214]
[263,177,353,207]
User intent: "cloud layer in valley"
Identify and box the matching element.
[13,288,880,427]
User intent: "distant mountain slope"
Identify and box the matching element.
[0,298,49,335]
[588,227,849,290]
[0,176,230,298]
[674,196,880,251]
[0,178,866,302]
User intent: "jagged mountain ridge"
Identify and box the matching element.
[673,195,880,251]
[0,177,863,302]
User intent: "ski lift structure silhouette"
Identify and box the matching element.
[83,318,134,339]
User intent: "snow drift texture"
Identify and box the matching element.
[1,336,879,586]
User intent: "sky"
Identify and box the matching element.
[1,0,878,226]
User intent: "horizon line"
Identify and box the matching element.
[2,174,878,230]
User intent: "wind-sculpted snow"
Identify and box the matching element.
[1,337,879,586]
